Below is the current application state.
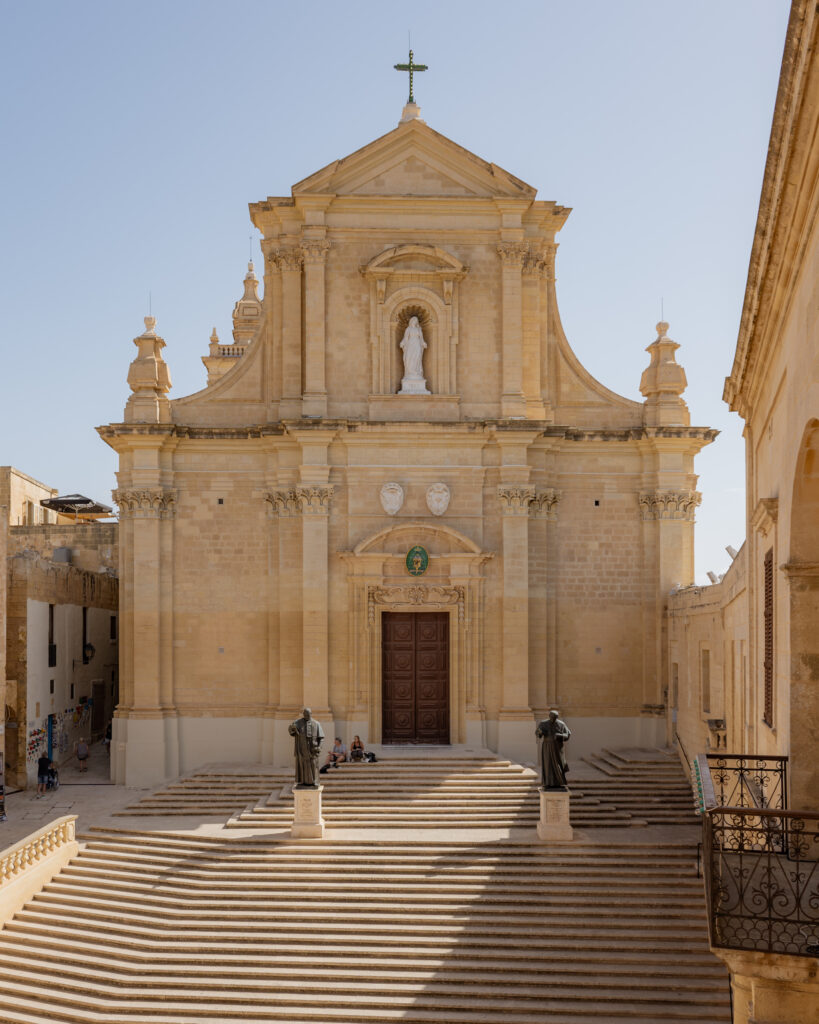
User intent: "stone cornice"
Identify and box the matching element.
[725,0,816,415]
[639,490,701,522]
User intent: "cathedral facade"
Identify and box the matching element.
[100,108,713,786]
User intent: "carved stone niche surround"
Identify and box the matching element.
[361,245,467,417]
[339,522,492,746]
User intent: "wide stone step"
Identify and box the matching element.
[0,944,727,982]
[0,994,731,1024]
[32,892,707,924]
[0,935,724,973]
[0,969,731,1003]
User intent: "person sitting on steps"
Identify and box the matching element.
[322,738,346,771]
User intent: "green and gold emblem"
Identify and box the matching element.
[405,545,429,577]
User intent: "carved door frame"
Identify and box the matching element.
[340,523,492,745]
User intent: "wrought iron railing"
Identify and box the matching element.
[704,753,788,811]
[703,806,819,958]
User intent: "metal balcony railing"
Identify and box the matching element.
[697,752,819,959]
[704,806,819,958]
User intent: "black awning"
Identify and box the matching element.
[40,494,113,515]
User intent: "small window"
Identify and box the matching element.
[701,649,711,714]
[593,499,600,507]
[49,679,54,695]
[110,615,117,641]
[217,498,224,505]
[70,684,75,700]
[82,607,89,663]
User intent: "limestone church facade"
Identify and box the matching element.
[101,107,714,787]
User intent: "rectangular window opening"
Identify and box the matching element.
[763,548,774,726]
[701,649,711,714]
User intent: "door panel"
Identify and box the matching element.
[382,612,449,744]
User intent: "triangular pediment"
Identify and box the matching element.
[292,119,536,200]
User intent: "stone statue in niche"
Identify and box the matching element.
[426,483,450,516]
[398,316,430,395]
[380,482,404,516]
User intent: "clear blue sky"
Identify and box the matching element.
[0,0,789,583]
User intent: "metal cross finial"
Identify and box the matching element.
[394,49,428,104]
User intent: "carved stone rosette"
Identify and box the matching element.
[367,584,465,628]
[497,485,536,516]
[496,242,529,268]
[529,489,561,520]
[264,486,334,517]
[639,490,701,521]
[113,488,177,519]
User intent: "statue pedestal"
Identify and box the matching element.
[537,787,573,842]
[291,785,325,838]
[398,376,430,395]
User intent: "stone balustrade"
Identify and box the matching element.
[0,815,78,925]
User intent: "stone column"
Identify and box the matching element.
[269,489,302,758]
[277,248,303,419]
[497,484,535,758]
[301,240,330,418]
[522,251,547,419]
[529,490,561,712]
[497,243,528,419]
[298,486,334,723]
[261,491,282,763]
[639,489,701,714]
[112,488,176,786]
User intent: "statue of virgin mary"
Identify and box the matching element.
[398,316,430,395]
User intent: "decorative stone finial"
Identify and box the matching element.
[640,320,690,427]
[124,317,172,424]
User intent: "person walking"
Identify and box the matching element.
[37,753,52,796]
[75,737,89,773]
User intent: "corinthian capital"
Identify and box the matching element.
[497,484,535,515]
[300,239,330,265]
[639,490,701,522]
[530,488,561,519]
[113,488,177,519]
[496,242,528,268]
[273,247,303,272]
[263,489,299,517]
[295,485,334,515]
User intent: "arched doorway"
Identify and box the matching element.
[787,420,819,811]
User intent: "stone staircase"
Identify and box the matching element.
[222,749,699,830]
[0,830,730,1023]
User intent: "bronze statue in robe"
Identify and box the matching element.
[536,710,571,789]
[288,708,324,787]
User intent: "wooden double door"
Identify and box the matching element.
[382,612,450,744]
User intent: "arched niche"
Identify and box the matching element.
[361,244,467,398]
[340,521,492,746]
[785,419,819,810]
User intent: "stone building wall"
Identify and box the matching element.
[5,550,118,788]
